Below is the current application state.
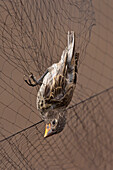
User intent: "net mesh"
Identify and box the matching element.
[0,0,113,169]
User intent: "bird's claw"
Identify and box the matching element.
[24,73,37,87]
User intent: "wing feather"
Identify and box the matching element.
[44,74,74,109]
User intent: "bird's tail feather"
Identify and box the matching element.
[73,52,79,84]
[60,31,79,84]
[66,31,79,84]
[67,31,75,64]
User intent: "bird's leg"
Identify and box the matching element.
[24,70,48,87]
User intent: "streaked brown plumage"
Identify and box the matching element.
[24,31,79,137]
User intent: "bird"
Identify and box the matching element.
[24,31,79,137]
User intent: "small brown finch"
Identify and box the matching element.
[24,31,79,137]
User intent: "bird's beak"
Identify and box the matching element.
[44,123,52,138]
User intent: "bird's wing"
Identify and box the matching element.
[44,74,74,109]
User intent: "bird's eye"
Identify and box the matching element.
[51,119,57,126]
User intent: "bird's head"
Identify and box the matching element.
[44,111,66,138]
